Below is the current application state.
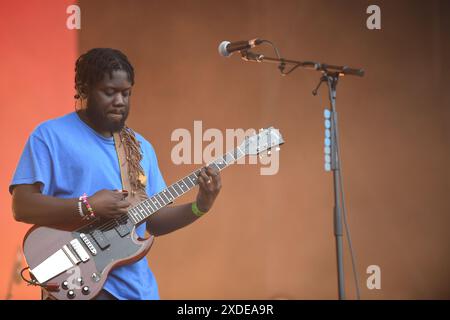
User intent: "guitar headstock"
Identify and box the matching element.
[239,127,285,156]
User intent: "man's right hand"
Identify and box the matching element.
[88,189,130,219]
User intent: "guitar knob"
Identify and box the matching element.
[82,286,90,295]
[67,290,76,299]
[76,277,84,286]
[91,272,101,282]
[61,281,69,290]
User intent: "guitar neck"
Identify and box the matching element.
[126,146,247,225]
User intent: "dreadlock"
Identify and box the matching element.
[74,48,146,194]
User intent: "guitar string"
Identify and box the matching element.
[84,144,264,235]
[95,162,224,232]
[94,168,209,232]
[72,141,278,257]
[96,186,189,232]
[93,154,236,232]
[80,149,245,234]
[91,161,229,233]
[41,137,274,284]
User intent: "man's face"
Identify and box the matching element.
[86,69,132,133]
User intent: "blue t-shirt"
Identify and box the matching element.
[10,112,166,300]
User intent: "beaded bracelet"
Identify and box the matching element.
[80,193,96,219]
[191,202,206,218]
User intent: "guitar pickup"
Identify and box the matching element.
[90,230,110,250]
[114,223,130,237]
[69,239,90,262]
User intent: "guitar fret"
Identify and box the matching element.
[160,193,169,205]
[189,174,198,184]
[224,152,234,163]
[182,177,193,188]
[137,204,147,219]
[135,206,146,220]
[128,209,140,223]
[210,162,220,171]
[236,147,245,158]
[183,180,190,190]
[173,183,183,195]
[163,189,174,202]
[187,175,196,186]
[179,180,188,191]
[151,197,161,209]
[168,186,179,197]
[155,194,165,207]
[142,202,153,214]
[147,199,157,212]
[129,213,139,224]
[143,210,151,219]
[160,191,170,203]
[215,157,227,170]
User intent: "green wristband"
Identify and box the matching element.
[192,202,206,217]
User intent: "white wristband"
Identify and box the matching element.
[77,200,85,217]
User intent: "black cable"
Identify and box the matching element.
[257,40,308,76]
[341,170,362,299]
[20,267,44,287]
[280,63,302,76]
[259,40,291,74]
[260,39,281,59]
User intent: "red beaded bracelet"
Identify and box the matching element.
[80,193,96,219]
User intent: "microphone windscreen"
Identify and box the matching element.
[218,41,231,57]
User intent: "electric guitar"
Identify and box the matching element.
[22,127,284,300]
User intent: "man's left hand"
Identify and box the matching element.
[196,166,222,213]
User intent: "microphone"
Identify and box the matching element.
[218,38,263,57]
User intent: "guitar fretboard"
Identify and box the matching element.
[127,146,247,225]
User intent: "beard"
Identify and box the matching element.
[86,103,129,133]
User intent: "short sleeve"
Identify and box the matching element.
[143,141,166,197]
[9,134,53,195]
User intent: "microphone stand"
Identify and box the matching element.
[240,50,364,77]
[324,72,346,300]
[240,50,364,300]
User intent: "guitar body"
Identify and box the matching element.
[23,217,153,300]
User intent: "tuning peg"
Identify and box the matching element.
[276,147,280,151]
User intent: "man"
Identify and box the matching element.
[10,48,221,300]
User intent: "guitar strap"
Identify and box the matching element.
[113,131,148,205]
